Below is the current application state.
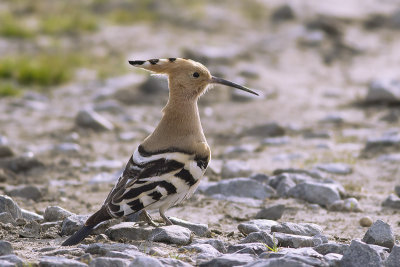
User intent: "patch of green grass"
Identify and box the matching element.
[40,13,98,35]
[265,234,281,252]
[108,9,156,25]
[0,83,21,97]
[0,12,34,38]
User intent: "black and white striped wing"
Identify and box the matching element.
[105,146,209,218]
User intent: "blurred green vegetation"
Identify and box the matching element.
[0,12,34,38]
[0,83,21,97]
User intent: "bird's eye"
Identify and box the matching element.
[193,72,200,78]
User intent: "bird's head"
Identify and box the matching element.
[129,58,258,100]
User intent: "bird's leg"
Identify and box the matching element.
[159,208,173,225]
[139,210,158,227]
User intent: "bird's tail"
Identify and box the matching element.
[61,206,112,246]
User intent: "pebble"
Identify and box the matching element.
[224,144,256,155]
[262,136,290,146]
[328,198,362,212]
[0,195,22,219]
[363,135,400,155]
[273,168,324,180]
[227,243,267,255]
[238,220,279,235]
[194,239,227,253]
[94,100,125,114]
[271,222,323,237]
[0,155,44,173]
[273,232,315,248]
[362,219,395,249]
[61,215,89,236]
[148,247,168,257]
[0,136,8,146]
[44,206,74,222]
[0,145,14,158]
[386,245,400,267]
[39,256,87,267]
[159,258,192,267]
[365,79,400,103]
[129,255,164,267]
[105,222,153,241]
[139,76,169,95]
[220,160,252,178]
[378,154,400,163]
[75,109,114,131]
[19,221,40,238]
[242,122,285,137]
[89,257,130,267]
[84,243,138,256]
[0,241,13,256]
[324,253,342,266]
[315,163,352,175]
[199,253,256,267]
[6,185,43,201]
[179,244,222,257]
[199,178,276,200]
[169,217,210,237]
[314,243,350,255]
[239,231,276,248]
[150,225,192,245]
[255,204,285,220]
[395,185,400,197]
[340,240,388,266]
[359,216,373,227]
[303,131,331,139]
[0,212,16,225]
[288,181,341,207]
[53,143,81,153]
[271,4,295,22]
[0,255,24,266]
[21,208,44,221]
[249,173,269,184]
[382,194,400,209]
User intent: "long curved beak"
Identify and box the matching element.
[210,76,259,96]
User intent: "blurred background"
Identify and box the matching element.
[1,0,400,259]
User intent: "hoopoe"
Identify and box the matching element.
[62,58,258,246]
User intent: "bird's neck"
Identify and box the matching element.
[142,97,207,152]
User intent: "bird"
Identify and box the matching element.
[61,58,258,246]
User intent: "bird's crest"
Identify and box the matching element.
[129,58,191,74]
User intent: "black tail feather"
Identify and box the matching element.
[61,225,95,246]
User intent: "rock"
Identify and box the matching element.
[199,253,256,267]
[238,220,279,235]
[19,220,40,238]
[179,244,222,257]
[139,76,170,95]
[249,173,269,184]
[87,159,123,170]
[0,254,24,267]
[328,198,362,212]
[94,100,125,114]
[275,176,297,197]
[224,144,256,155]
[240,231,276,248]
[84,243,138,256]
[271,4,295,22]
[75,109,114,131]
[365,79,400,104]
[273,232,315,248]
[41,222,61,232]
[0,241,13,256]
[0,195,22,219]
[0,212,16,225]
[303,131,331,139]
[382,194,400,209]
[396,185,400,197]
[288,182,340,207]
[44,206,74,222]
[271,222,323,237]
[273,168,324,179]
[242,123,285,137]
[194,239,227,253]
[220,161,252,178]
[105,222,153,241]
[199,178,276,200]
[324,253,342,266]
[129,255,164,267]
[21,209,44,221]
[363,136,400,156]
[150,225,192,245]
[159,258,192,267]
[362,219,395,249]
[314,243,350,255]
[38,256,87,267]
[169,217,209,237]
[386,245,400,267]
[255,204,285,220]
[53,143,81,153]
[0,155,44,173]
[340,240,388,266]
[262,136,290,146]
[6,185,43,201]
[0,260,17,267]
[0,145,14,158]
[359,216,373,227]
[243,258,312,267]
[89,257,130,267]
[315,163,352,175]
[0,136,8,146]
[147,247,168,257]
[61,215,89,236]
[227,243,267,255]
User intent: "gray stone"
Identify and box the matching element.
[276,176,296,197]
[159,258,192,267]
[39,256,87,267]
[0,136,8,146]
[199,253,256,267]
[255,204,285,220]
[240,231,276,248]
[365,79,400,103]
[43,247,84,257]
[224,144,256,155]
[360,216,373,227]
[180,244,222,257]
[0,155,44,173]
[314,243,349,255]
[0,212,16,225]
[340,240,388,267]
[303,131,331,139]
[227,243,268,255]
[250,173,269,183]
[243,123,285,137]
[84,243,138,256]
[19,220,40,238]
[105,222,153,241]
[274,232,315,248]
[194,239,227,253]
[150,225,192,245]
[53,143,81,153]
[6,185,43,201]
[272,168,324,180]
[328,198,362,212]
[94,100,125,114]
[243,258,312,267]
[44,206,74,222]
[386,245,400,267]
[0,254,24,267]
[382,194,400,209]
[169,217,209,237]
[0,241,13,256]
[139,76,169,95]
[89,257,130,267]
[312,234,329,246]
[0,195,22,219]
[147,247,168,257]
[75,109,114,131]
[61,215,89,236]
[324,253,342,267]
[262,136,290,146]
[0,260,15,267]
[288,182,340,207]
[104,249,143,259]
[363,136,400,155]
[129,255,164,267]
[271,222,323,237]
[220,161,252,178]
[238,220,279,235]
[0,145,14,158]
[362,219,395,249]
[199,178,276,200]
[272,4,295,22]
[21,208,43,221]
[395,185,400,197]
[315,163,352,175]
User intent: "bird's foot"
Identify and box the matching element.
[139,210,159,227]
